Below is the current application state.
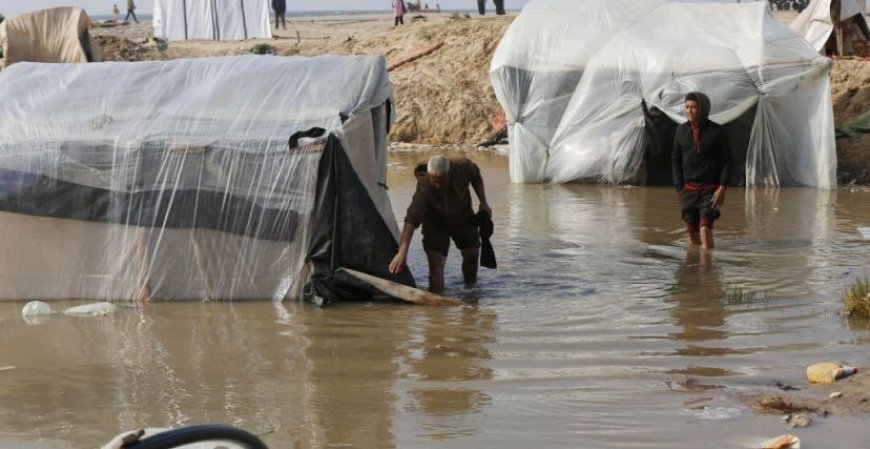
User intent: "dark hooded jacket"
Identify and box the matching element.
[272,0,286,13]
[671,92,731,190]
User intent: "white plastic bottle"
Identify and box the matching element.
[806,363,859,383]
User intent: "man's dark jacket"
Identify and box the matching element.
[671,92,731,190]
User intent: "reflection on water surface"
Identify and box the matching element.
[1,152,869,448]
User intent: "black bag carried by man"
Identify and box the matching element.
[473,210,496,269]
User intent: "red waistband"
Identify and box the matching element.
[683,183,721,192]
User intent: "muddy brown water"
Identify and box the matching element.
[1,151,869,448]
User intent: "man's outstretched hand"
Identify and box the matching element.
[388,252,407,274]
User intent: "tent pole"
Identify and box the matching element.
[183,0,189,40]
[329,143,339,275]
[240,0,249,39]
[211,0,220,41]
[137,228,152,305]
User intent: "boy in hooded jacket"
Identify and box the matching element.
[672,92,731,249]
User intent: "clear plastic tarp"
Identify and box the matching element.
[153,0,272,41]
[791,0,870,52]
[0,55,405,302]
[491,0,836,188]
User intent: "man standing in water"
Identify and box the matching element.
[672,92,731,249]
[389,156,491,292]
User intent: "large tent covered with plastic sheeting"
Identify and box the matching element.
[0,7,101,68]
[790,0,870,54]
[490,0,837,189]
[0,55,413,305]
[153,0,272,41]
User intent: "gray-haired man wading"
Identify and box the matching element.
[389,156,491,292]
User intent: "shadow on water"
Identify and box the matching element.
[668,248,727,345]
[397,305,496,440]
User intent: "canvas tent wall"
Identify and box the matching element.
[153,0,272,41]
[0,55,412,304]
[0,7,100,67]
[490,0,836,188]
[790,0,870,54]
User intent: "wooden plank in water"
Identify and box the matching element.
[338,268,463,306]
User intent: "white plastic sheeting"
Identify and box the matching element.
[153,0,272,41]
[0,55,398,302]
[790,0,870,52]
[491,0,837,188]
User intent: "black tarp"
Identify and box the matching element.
[306,134,416,305]
[0,166,298,241]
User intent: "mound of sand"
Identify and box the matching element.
[277,16,511,145]
[831,59,870,185]
[831,59,870,124]
[93,35,164,62]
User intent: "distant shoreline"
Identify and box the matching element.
[88,9,520,21]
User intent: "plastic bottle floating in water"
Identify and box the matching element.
[806,363,858,383]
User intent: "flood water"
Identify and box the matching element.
[1,151,869,448]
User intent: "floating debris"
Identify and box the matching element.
[807,362,858,383]
[756,396,816,414]
[21,301,54,317]
[759,434,800,449]
[783,413,811,428]
[63,302,117,317]
[774,381,801,391]
[21,301,56,325]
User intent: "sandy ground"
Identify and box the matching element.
[87,12,870,185]
[740,371,870,417]
[831,59,870,185]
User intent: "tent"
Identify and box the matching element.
[790,0,870,54]
[153,0,272,41]
[0,7,101,67]
[0,55,413,304]
[490,0,836,188]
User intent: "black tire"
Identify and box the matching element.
[125,424,268,449]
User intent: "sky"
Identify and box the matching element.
[2,0,533,16]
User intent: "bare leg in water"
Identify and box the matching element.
[700,226,714,249]
[460,247,480,285]
[426,251,446,292]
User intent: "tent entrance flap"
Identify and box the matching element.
[306,134,416,306]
